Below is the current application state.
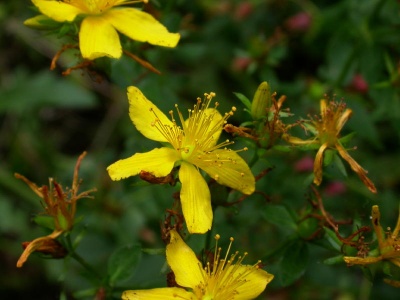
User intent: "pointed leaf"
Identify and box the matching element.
[279,240,309,286]
[108,244,142,285]
[233,92,252,110]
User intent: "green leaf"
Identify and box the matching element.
[233,92,252,110]
[0,69,96,113]
[279,240,309,286]
[339,132,356,146]
[333,152,348,178]
[262,205,297,232]
[297,217,319,239]
[33,215,55,231]
[272,145,293,152]
[58,22,72,38]
[323,149,335,166]
[295,143,321,151]
[323,228,342,252]
[382,261,392,277]
[108,244,142,286]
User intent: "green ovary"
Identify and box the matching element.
[180,145,195,161]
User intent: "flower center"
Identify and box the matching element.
[180,145,195,160]
[151,93,237,162]
[194,235,263,300]
[315,100,351,147]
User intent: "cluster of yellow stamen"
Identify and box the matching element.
[192,234,262,299]
[150,93,248,163]
[312,100,352,146]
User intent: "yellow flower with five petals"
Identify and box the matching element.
[107,87,255,234]
[25,0,180,60]
[122,229,274,299]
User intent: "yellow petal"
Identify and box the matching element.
[166,230,206,289]
[336,108,352,132]
[79,16,122,59]
[107,147,179,181]
[16,231,62,268]
[206,108,223,145]
[191,149,255,195]
[231,266,274,300]
[122,287,196,300]
[103,8,180,47]
[335,142,377,193]
[127,86,173,143]
[178,162,213,233]
[313,143,328,186]
[343,256,382,266]
[14,173,44,198]
[32,0,84,22]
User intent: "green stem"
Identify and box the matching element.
[65,234,102,282]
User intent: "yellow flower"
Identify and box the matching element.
[344,205,400,268]
[285,99,377,193]
[107,87,255,233]
[25,0,180,60]
[122,229,274,299]
[15,152,96,267]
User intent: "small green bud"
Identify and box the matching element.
[251,81,271,120]
[24,15,61,30]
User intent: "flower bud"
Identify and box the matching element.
[24,15,60,30]
[251,81,271,120]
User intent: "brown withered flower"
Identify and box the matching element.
[344,205,400,287]
[285,99,377,193]
[15,151,96,267]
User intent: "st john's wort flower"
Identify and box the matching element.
[122,229,274,299]
[107,87,255,234]
[24,0,180,60]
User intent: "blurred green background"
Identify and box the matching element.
[1,0,400,299]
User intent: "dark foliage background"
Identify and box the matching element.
[1,0,400,299]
